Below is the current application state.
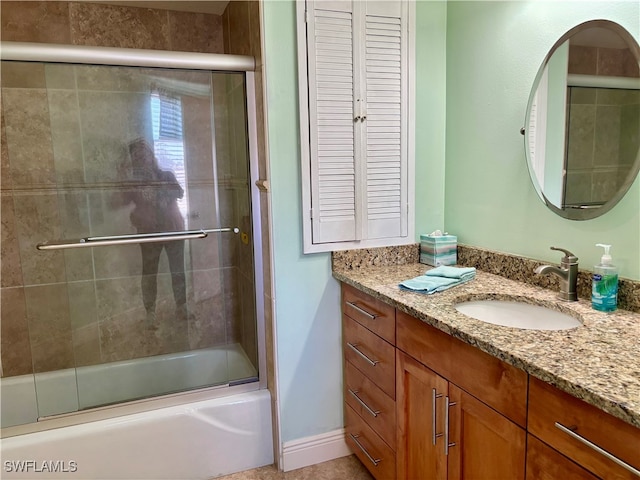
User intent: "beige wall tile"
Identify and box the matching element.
[189,269,226,349]
[183,95,216,182]
[24,284,71,345]
[25,283,74,373]
[72,322,102,367]
[0,62,47,89]
[31,336,74,373]
[14,193,66,285]
[0,287,32,376]
[1,195,23,288]
[69,2,169,49]
[95,276,144,322]
[1,109,11,192]
[255,66,267,181]
[223,267,241,344]
[594,105,621,166]
[58,192,94,282]
[568,45,597,75]
[168,11,224,54]
[225,1,251,57]
[48,90,85,185]
[67,281,98,331]
[240,272,257,368]
[2,89,56,188]
[598,46,640,78]
[0,1,71,44]
[248,1,262,67]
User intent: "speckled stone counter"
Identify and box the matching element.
[333,261,640,429]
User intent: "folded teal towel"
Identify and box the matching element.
[424,266,476,281]
[399,266,476,294]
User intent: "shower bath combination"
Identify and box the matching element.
[0,42,271,479]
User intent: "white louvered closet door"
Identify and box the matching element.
[307,0,358,244]
[358,1,407,240]
[305,0,409,247]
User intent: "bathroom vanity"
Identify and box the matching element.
[336,261,640,480]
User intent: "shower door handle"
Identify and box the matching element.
[37,227,240,250]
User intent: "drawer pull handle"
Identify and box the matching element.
[432,388,444,445]
[349,433,381,467]
[555,422,640,477]
[346,301,377,320]
[346,342,379,367]
[348,389,380,418]
[444,397,457,455]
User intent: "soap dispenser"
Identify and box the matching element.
[592,244,618,312]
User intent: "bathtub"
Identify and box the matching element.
[1,390,273,479]
[0,344,273,479]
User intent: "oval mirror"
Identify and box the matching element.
[524,20,640,220]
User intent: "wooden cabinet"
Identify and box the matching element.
[342,284,396,479]
[396,315,526,480]
[528,376,640,479]
[340,281,640,480]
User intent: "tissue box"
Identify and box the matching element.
[420,234,457,266]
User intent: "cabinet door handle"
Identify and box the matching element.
[345,301,377,320]
[348,389,380,418]
[349,433,381,467]
[346,342,379,367]
[444,397,457,455]
[432,388,444,445]
[555,422,640,476]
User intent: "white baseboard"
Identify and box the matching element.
[281,428,352,472]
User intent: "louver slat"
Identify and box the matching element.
[308,7,357,243]
[364,14,404,238]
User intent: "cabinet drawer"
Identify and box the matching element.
[526,435,598,480]
[396,310,527,427]
[344,315,395,399]
[528,377,640,479]
[345,361,396,451]
[345,404,396,480]
[342,283,395,345]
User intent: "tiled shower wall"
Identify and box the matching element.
[0,1,268,378]
[565,44,640,206]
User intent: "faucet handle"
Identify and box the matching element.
[550,246,578,264]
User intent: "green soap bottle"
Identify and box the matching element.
[592,244,618,312]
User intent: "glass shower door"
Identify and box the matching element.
[0,60,258,421]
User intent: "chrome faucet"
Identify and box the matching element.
[534,247,578,301]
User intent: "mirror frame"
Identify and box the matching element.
[524,19,640,220]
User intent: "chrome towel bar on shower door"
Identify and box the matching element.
[36,227,240,250]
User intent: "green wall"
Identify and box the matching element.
[263,0,639,447]
[445,1,640,279]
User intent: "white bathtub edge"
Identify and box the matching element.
[1,389,274,480]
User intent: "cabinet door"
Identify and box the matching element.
[396,350,448,480]
[447,384,526,480]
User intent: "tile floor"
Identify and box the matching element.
[215,455,373,480]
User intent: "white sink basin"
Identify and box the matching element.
[455,299,581,331]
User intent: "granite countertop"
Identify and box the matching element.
[333,262,640,429]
